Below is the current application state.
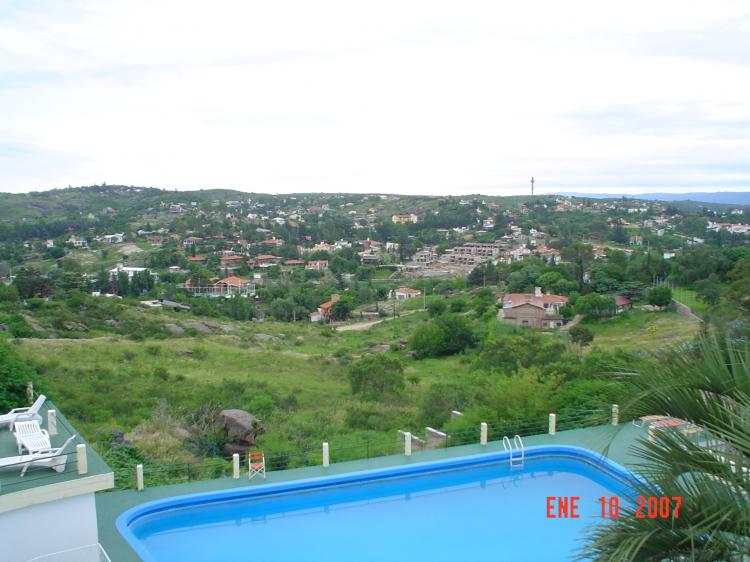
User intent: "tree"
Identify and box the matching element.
[647,286,673,307]
[348,355,405,401]
[727,258,750,313]
[13,267,51,299]
[582,337,750,561]
[331,297,353,321]
[694,274,722,306]
[561,243,594,290]
[410,314,477,359]
[0,343,35,411]
[575,294,616,318]
[270,298,295,321]
[568,325,594,347]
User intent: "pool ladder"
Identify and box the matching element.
[503,435,525,470]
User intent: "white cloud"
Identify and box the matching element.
[0,0,749,194]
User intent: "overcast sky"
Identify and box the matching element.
[1,1,749,195]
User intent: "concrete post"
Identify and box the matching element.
[136,464,144,491]
[404,432,412,456]
[47,409,58,436]
[76,444,87,475]
[232,454,240,479]
[480,422,488,446]
[611,404,619,426]
[322,442,330,467]
[549,413,557,435]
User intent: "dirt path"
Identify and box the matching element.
[335,319,385,332]
[335,309,419,332]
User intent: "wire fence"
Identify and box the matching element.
[110,406,616,491]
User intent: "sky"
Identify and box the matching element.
[1,1,749,196]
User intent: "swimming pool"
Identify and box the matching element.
[117,445,639,562]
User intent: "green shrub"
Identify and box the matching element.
[0,342,35,411]
[348,355,405,400]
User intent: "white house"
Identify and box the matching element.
[107,264,154,280]
[394,287,422,300]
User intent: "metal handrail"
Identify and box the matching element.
[502,436,514,466]
[513,434,525,467]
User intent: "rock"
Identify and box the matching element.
[104,319,119,327]
[164,323,185,334]
[184,321,213,334]
[172,427,191,439]
[296,335,304,341]
[366,344,390,353]
[219,409,262,446]
[222,443,251,457]
[255,333,282,344]
[0,324,8,332]
[403,350,417,358]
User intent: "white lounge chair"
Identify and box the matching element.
[0,435,76,477]
[0,394,46,430]
[13,420,51,454]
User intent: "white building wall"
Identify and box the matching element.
[0,493,99,562]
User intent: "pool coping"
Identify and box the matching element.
[116,444,643,562]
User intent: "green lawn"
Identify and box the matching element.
[581,310,701,353]
[671,287,709,316]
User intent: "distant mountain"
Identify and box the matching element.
[555,191,750,206]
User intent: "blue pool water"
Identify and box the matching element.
[118,446,637,562]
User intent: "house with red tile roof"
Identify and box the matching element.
[256,255,280,267]
[305,260,328,271]
[310,294,340,322]
[497,288,568,329]
[614,294,632,313]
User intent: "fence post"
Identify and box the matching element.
[47,409,58,436]
[136,464,144,491]
[404,432,412,456]
[76,444,88,475]
[322,442,330,467]
[232,454,240,479]
[548,413,557,435]
[611,404,619,426]
[26,382,34,404]
[480,422,488,446]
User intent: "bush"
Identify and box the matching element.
[569,325,594,347]
[427,298,447,317]
[0,342,35,411]
[0,285,20,304]
[647,286,673,307]
[410,314,477,359]
[348,355,405,400]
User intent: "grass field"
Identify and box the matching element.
[671,287,709,316]
[11,299,702,478]
[581,310,701,353]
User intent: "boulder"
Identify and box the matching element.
[164,323,185,335]
[223,442,251,457]
[184,321,213,334]
[219,409,261,446]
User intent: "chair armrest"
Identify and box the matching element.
[8,407,31,414]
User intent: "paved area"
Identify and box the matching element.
[0,399,111,497]
[97,422,648,561]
